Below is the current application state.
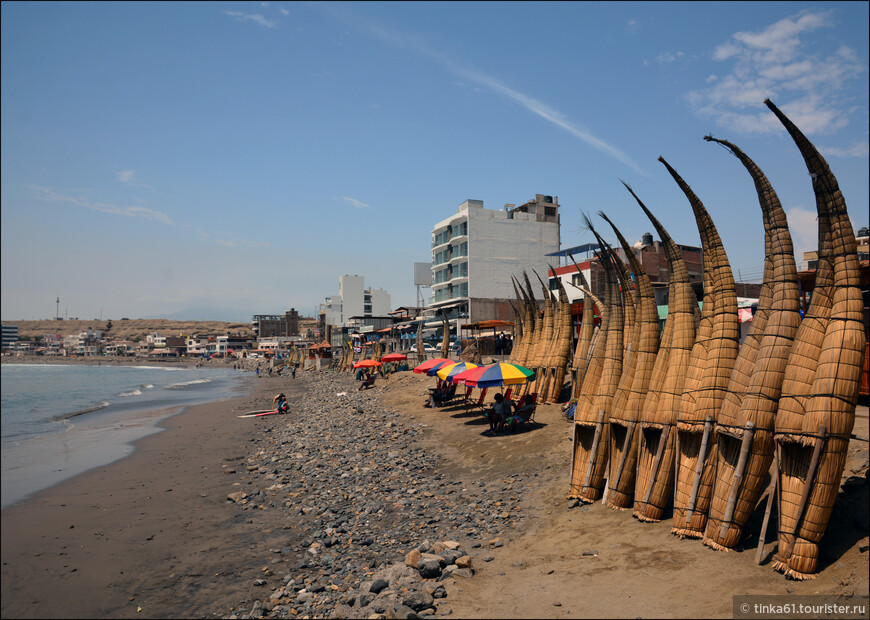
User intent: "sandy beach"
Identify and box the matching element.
[2,362,868,619]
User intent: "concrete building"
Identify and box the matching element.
[252,309,301,338]
[430,195,561,325]
[1,324,18,350]
[320,275,391,328]
[548,233,704,307]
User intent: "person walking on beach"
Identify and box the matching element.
[291,365,296,379]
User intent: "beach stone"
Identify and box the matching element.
[227,491,247,503]
[402,590,434,611]
[420,553,446,566]
[454,556,472,569]
[417,558,442,579]
[369,578,389,594]
[393,605,420,619]
[405,549,422,568]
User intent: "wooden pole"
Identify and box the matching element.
[754,457,779,565]
[685,416,714,527]
[781,425,827,561]
[718,421,756,541]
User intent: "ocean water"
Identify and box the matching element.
[1,362,245,509]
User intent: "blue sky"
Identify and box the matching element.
[2,1,867,322]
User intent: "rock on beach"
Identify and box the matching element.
[223,370,531,619]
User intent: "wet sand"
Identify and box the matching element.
[1,371,288,619]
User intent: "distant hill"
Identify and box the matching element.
[6,319,255,342]
[143,307,256,322]
[5,317,320,342]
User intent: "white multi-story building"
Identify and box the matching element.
[320,275,391,327]
[430,195,561,322]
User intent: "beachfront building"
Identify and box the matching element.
[252,309,301,338]
[72,328,103,356]
[320,275,391,329]
[2,323,19,350]
[547,233,705,306]
[429,195,561,330]
[146,333,167,350]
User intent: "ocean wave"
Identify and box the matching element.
[167,378,212,389]
[141,383,154,389]
[119,389,142,397]
[53,400,110,421]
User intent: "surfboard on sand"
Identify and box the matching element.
[237,410,280,418]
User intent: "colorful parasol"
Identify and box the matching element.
[436,361,479,383]
[413,358,452,374]
[452,363,535,388]
[380,353,408,362]
[353,359,382,369]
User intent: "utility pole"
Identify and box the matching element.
[56,297,60,320]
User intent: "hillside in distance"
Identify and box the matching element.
[6,318,257,342]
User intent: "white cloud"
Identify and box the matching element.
[687,10,866,136]
[116,169,136,183]
[326,5,644,175]
[114,169,151,188]
[626,20,640,34]
[820,141,869,158]
[656,51,684,64]
[28,185,174,225]
[785,206,818,266]
[341,195,371,209]
[222,10,277,29]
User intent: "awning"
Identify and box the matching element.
[461,319,514,330]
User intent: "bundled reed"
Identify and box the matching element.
[763,99,864,580]
[657,157,740,539]
[533,272,557,401]
[546,272,575,403]
[533,272,557,395]
[523,271,544,370]
[570,260,598,398]
[568,216,624,503]
[624,184,697,522]
[701,136,800,550]
[514,272,543,400]
[601,212,661,510]
[509,279,526,365]
[568,283,609,501]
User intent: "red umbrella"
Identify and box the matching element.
[412,358,451,374]
[353,359,382,369]
[380,353,407,362]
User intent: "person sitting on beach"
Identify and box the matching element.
[424,382,454,408]
[272,392,289,414]
[358,373,376,391]
[484,392,512,435]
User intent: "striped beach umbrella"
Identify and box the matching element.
[453,363,535,388]
[435,361,479,383]
[412,358,452,374]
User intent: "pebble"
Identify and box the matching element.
[222,371,536,618]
